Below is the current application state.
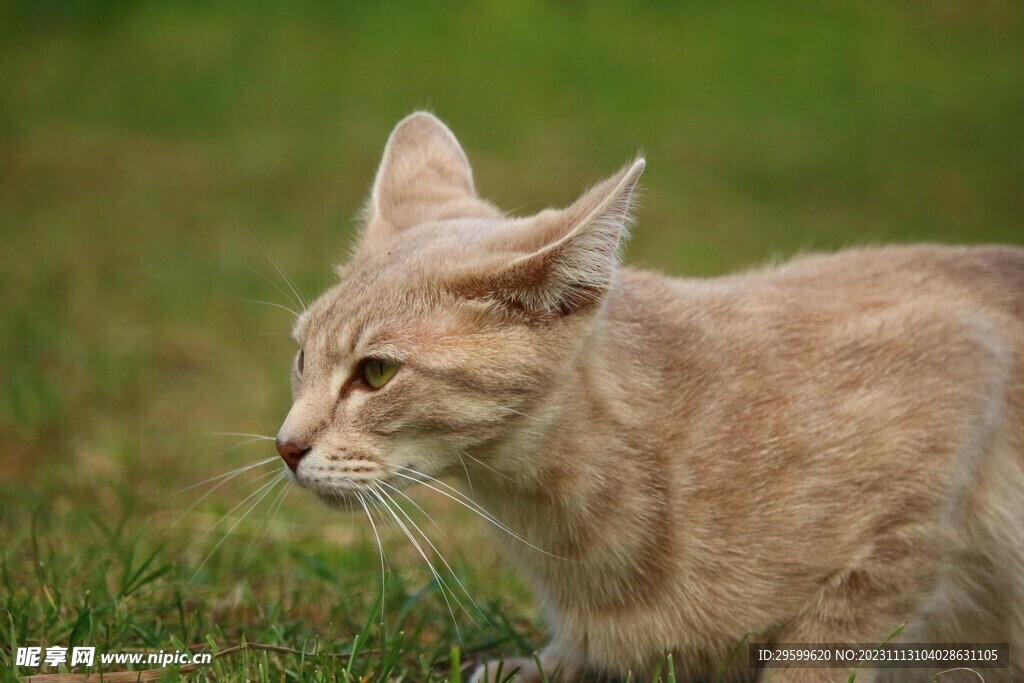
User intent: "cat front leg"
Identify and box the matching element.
[758,554,942,683]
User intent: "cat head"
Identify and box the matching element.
[276,112,644,504]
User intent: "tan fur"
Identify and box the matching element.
[277,112,1024,682]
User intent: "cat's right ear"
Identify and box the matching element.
[362,112,497,244]
[455,158,645,319]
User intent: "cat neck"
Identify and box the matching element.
[466,280,691,605]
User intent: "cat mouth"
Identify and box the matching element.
[294,469,406,508]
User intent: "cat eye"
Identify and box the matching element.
[361,358,399,389]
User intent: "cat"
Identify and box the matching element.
[274,112,1024,682]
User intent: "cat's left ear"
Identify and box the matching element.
[460,158,645,318]
[363,112,498,243]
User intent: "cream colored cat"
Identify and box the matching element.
[275,112,1024,682]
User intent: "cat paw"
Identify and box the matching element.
[469,656,541,683]
[470,653,580,683]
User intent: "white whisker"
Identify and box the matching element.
[355,490,389,623]
[205,432,277,441]
[390,469,511,531]
[242,478,291,566]
[367,485,464,641]
[495,405,537,420]
[240,261,305,316]
[377,481,486,624]
[238,296,301,319]
[262,247,308,311]
[188,471,288,586]
[170,462,283,534]
[454,448,475,496]
[377,480,454,545]
[189,469,284,548]
[389,466,568,560]
[457,448,513,483]
[174,456,279,496]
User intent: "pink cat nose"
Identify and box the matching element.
[276,437,310,473]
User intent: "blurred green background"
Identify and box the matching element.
[1,0,1022,678]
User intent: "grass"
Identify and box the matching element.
[1,1,1022,680]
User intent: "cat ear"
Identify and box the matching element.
[363,112,496,241]
[462,158,645,318]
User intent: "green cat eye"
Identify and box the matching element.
[362,358,400,389]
